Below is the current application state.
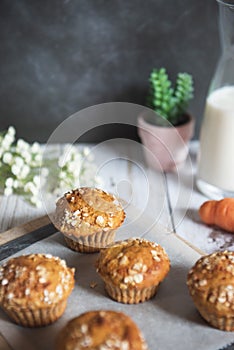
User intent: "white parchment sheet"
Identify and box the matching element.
[0,208,233,350]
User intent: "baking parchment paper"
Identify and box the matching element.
[0,208,233,350]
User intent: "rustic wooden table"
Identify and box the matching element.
[1,141,233,254]
[0,141,233,350]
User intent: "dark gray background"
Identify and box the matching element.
[0,0,220,142]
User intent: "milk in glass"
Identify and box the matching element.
[197,86,234,196]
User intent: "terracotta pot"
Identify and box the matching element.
[137,112,195,172]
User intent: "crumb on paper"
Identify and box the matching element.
[90,281,98,289]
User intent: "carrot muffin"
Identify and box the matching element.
[0,254,75,327]
[56,310,148,350]
[96,238,170,304]
[187,251,234,331]
[54,187,125,253]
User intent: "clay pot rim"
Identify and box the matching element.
[138,112,194,131]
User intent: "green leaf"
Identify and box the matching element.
[146,68,194,125]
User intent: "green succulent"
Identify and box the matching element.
[146,68,194,126]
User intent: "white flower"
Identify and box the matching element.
[62,145,74,162]
[18,165,30,179]
[14,156,24,168]
[11,164,21,176]
[8,126,15,136]
[0,129,102,208]
[2,152,13,164]
[31,142,40,153]
[95,176,103,185]
[63,144,73,154]
[33,175,40,186]
[16,139,29,151]
[21,150,31,163]
[73,169,82,177]
[24,182,32,192]
[34,154,42,163]
[83,147,94,162]
[5,177,14,188]
[24,181,39,195]
[58,156,66,168]
[4,187,13,196]
[13,180,19,189]
[2,135,14,149]
[30,196,41,207]
[59,171,66,179]
[41,168,49,177]
[39,174,47,187]
[67,161,80,172]
[83,147,91,157]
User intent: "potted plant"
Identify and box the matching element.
[138,68,195,171]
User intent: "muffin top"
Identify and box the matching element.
[96,238,170,289]
[187,251,234,314]
[0,254,75,309]
[54,187,125,237]
[56,310,148,350]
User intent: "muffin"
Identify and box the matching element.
[0,253,75,327]
[56,310,148,350]
[187,251,234,331]
[96,238,170,304]
[54,187,125,253]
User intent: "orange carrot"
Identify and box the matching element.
[199,198,234,233]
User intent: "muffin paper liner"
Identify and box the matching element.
[199,308,234,332]
[105,283,159,304]
[3,214,234,349]
[2,300,67,327]
[64,229,116,253]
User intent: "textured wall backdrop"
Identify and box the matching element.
[0,0,220,142]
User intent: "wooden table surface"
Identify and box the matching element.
[1,141,233,253]
[0,140,233,350]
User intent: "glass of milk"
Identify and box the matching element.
[196,0,234,199]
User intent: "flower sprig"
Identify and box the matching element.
[0,126,102,207]
[0,127,43,207]
[46,144,103,197]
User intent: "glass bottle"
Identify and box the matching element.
[196,0,234,199]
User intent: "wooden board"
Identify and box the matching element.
[0,215,51,246]
[0,333,12,350]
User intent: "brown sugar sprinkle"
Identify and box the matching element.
[187,251,234,308]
